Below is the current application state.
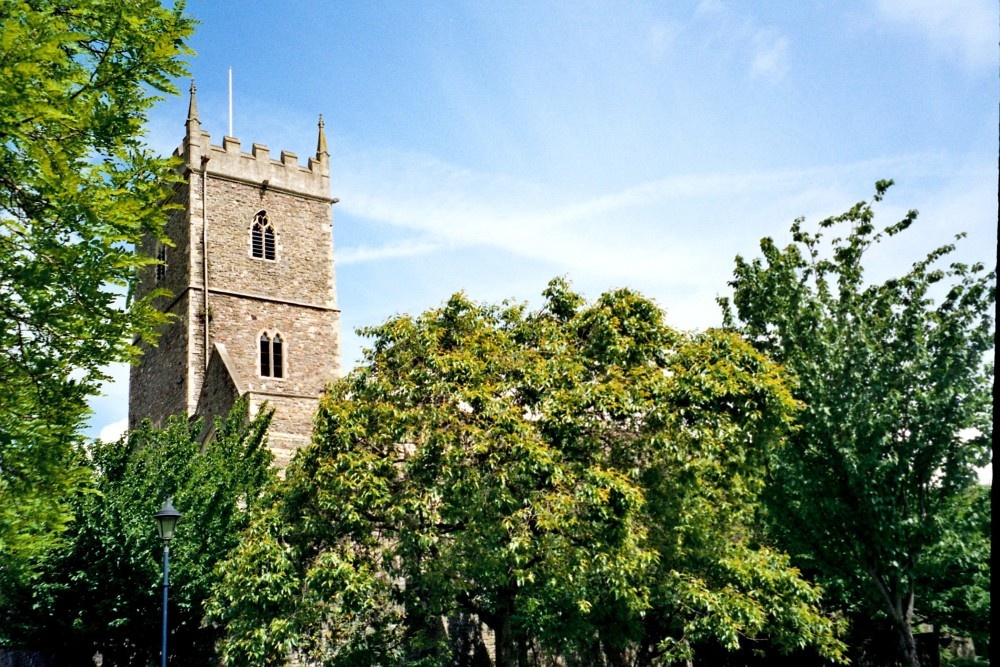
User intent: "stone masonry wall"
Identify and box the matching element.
[207,294,339,398]
[128,290,194,429]
[129,179,201,429]
[248,392,320,468]
[133,182,193,304]
[193,150,340,460]
[204,181,336,308]
[194,343,243,440]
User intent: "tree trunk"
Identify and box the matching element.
[894,616,920,667]
[493,612,518,667]
[869,569,920,667]
[604,646,630,667]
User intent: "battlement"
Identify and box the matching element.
[175,82,332,201]
[177,130,331,201]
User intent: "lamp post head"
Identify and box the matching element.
[153,496,182,542]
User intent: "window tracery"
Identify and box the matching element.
[251,210,275,260]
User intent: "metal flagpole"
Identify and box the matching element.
[228,67,233,137]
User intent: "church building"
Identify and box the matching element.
[128,83,342,465]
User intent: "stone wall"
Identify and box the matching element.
[194,343,243,440]
[204,181,336,308]
[206,294,338,398]
[128,289,194,430]
[195,162,340,463]
[182,131,330,202]
[248,392,320,467]
[133,182,193,305]
[129,183,197,429]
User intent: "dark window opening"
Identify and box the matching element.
[260,332,284,378]
[260,333,271,377]
[272,334,283,378]
[264,227,275,259]
[155,245,166,283]
[252,211,275,260]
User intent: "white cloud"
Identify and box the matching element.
[751,30,790,82]
[689,1,791,81]
[874,0,998,69]
[98,418,128,442]
[85,361,130,439]
[977,465,992,485]
[695,0,725,17]
[338,239,441,264]
[335,145,995,336]
[960,429,992,486]
[646,20,682,60]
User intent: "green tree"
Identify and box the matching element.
[0,0,194,564]
[0,400,276,665]
[719,181,994,667]
[209,280,845,666]
[917,483,990,660]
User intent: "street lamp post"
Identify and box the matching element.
[153,497,182,667]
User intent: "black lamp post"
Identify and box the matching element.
[153,497,181,667]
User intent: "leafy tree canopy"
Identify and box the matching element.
[914,481,991,662]
[719,181,994,667]
[209,280,845,667]
[0,401,276,665]
[0,0,194,562]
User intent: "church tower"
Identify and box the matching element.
[129,83,342,465]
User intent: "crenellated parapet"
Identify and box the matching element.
[176,81,332,201]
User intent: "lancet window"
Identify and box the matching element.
[260,332,284,378]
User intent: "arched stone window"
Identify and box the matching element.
[272,333,283,379]
[259,332,284,378]
[251,210,275,260]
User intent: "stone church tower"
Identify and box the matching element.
[129,83,342,465]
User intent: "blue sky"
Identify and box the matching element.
[90,1,996,477]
